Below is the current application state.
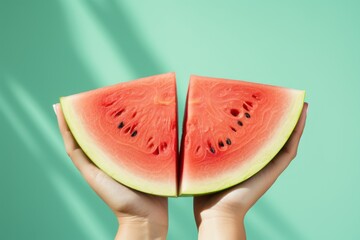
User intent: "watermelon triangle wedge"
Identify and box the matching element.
[179,75,305,195]
[59,73,305,197]
[60,73,178,196]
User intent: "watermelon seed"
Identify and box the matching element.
[252,93,261,100]
[218,141,224,148]
[237,120,243,126]
[207,141,215,153]
[118,121,124,128]
[245,113,251,118]
[160,142,168,151]
[124,127,131,134]
[230,126,237,132]
[132,112,137,118]
[115,109,125,117]
[230,109,240,117]
[131,130,138,137]
[103,100,116,107]
[226,138,232,145]
[153,147,159,155]
[245,101,253,107]
[130,123,138,132]
[243,103,249,111]
[196,146,201,153]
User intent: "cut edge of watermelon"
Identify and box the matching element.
[179,89,305,196]
[60,96,177,197]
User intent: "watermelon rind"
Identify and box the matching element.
[180,83,305,196]
[60,74,177,197]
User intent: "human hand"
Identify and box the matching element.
[54,104,168,240]
[193,103,308,239]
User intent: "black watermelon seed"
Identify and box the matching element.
[196,146,201,153]
[226,138,232,145]
[118,121,124,129]
[237,120,243,126]
[245,112,251,118]
[210,147,215,154]
[218,141,224,147]
[131,130,138,137]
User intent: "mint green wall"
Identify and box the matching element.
[1,1,359,239]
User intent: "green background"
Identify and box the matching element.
[1,0,359,239]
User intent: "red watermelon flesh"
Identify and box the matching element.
[60,73,178,196]
[179,75,305,195]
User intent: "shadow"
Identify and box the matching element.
[0,77,113,240]
[0,0,170,239]
[248,197,306,240]
[62,2,198,239]
[245,220,271,240]
[5,76,74,171]
[83,0,167,77]
[0,1,117,236]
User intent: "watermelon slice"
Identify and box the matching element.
[179,75,305,195]
[60,73,305,197]
[60,73,178,196]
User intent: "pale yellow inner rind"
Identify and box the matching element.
[180,90,305,195]
[60,96,177,197]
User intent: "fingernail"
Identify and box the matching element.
[53,104,58,116]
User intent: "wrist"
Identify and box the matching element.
[116,216,168,240]
[195,203,246,227]
[196,209,246,240]
[197,213,245,240]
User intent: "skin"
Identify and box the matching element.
[54,102,308,240]
[54,104,168,240]
[194,102,308,239]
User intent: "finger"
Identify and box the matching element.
[260,102,308,178]
[54,103,101,177]
[54,103,94,173]
[54,103,79,154]
[236,102,308,205]
[54,104,132,203]
[65,145,133,206]
[279,102,308,158]
[68,147,137,208]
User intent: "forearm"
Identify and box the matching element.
[115,218,168,240]
[197,212,246,240]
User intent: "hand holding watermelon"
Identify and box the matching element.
[54,73,307,239]
[55,101,307,240]
[193,103,308,240]
[54,104,169,240]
